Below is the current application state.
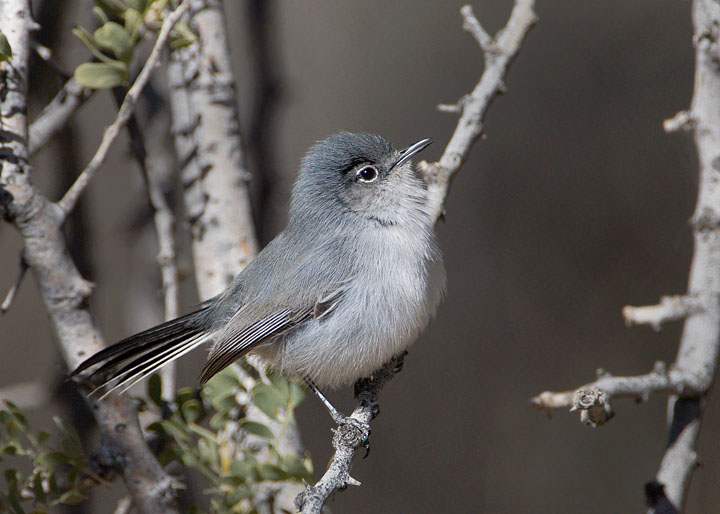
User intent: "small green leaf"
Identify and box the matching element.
[36,451,69,469]
[252,383,286,420]
[283,453,312,481]
[60,438,84,461]
[53,417,80,444]
[181,399,202,424]
[256,463,288,481]
[94,22,134,63]
[124,9,143,41]
[147,373,163,407]
[289,381,306,408]
[229,459,251,478]
[93,0,125,17]
[57,490,86,504]
[209,407,232,430]
[170,21,198,49]
[92,6,109,25]
[0,31,12,62]
[226,485,250,506]
[74,62,128,89]
[5,402,28,432]
[240,421,273,439]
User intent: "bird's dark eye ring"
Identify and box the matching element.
[356,165,378,183]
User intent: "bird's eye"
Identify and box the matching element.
[356,165,378,183]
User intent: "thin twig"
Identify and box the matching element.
[111,86,180,396]
[1,251,28,313]
[56,0,189,220]
[530,362,698,427]
[622,295,708,330]
[418,0,537,224]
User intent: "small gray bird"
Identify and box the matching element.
[72,133,445,407]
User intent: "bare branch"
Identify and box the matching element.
[1,251,28,313]
[652,0,720,509]
[622,295,708,330]
[296,356,403,514]
[530,362,700,427]
[167,1,300,511]
[663,110,694,133]
[0,2,181,512]
[419,0,537,224]
[460,5,494,53]
[28,77,91,154]
[56,0,189,220]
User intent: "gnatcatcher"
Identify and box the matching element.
[72,133,445,415]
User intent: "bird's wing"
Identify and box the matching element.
[198,286,348,385]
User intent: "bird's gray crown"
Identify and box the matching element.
[300,132,394,178]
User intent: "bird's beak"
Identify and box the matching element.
[389,137,433,171]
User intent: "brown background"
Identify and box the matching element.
[1,0,716,512]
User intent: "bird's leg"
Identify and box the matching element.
[303,375,347,424]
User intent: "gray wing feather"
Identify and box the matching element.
[198,284,348,385]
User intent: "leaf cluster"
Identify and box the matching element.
[0,402,99,513]
[144,368,312,513]
[73,0,196,89]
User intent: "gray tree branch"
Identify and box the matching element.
[166,1,304,511]
[296,3,537,512]
[418,0,537,224]
[28,77,91,155]
[530,1,720,510]
[0,2,182,512]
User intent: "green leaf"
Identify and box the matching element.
[256,463,288,481]
[60,437,84,461]
[92,6,109,25]
[283,453,312,481]
[124,8,143,41]
[170,21,198,49]
[93,0,125,17]
[289,381,306,408]
[147,373,163,407]
[5,402,28,432]
[0,31,12,62]
[229,459,251,478]
[93,22,134,63]
[240,421,273,440]
[74,62,128,89]
[53,417,80,444]
[209,407,232,430]
[252,383,286,420]
[197,438,218,468]
[181,399,202,424]
[126,0,151,11]
[57,490,86,504]
[36,451,70,469]
[226,485,250,506]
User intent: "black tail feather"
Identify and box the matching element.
[70,303,213,387]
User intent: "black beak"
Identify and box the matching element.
[389,137,433,171]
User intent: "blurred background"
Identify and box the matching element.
[1,0,714,512]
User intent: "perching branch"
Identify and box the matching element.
[28,77,91,155]
[0,2,181,512]
[296,355,404,514]
[296,3,537,512]
[418,0,537,224]
[57,0,189,220]
[531,1,720,511]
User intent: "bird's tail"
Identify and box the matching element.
[70,303,214,398]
